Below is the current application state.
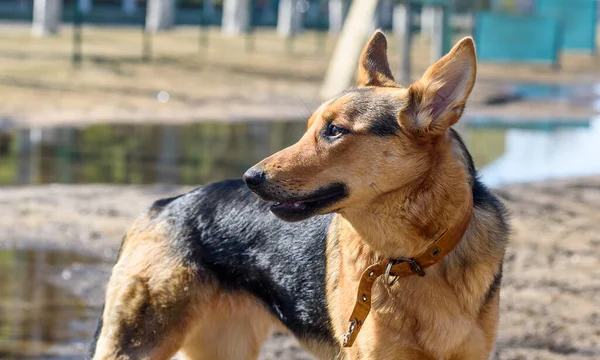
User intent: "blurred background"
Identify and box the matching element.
[0,0,599,359]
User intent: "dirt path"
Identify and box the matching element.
[493,178,600,359]
[1,177,599,359]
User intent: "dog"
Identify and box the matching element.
[89,31,508,360]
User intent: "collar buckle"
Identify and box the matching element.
[406,258,426,277]
[386,258,426,284]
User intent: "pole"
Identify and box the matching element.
[431,3,451,62]
[400,0,412,84]
[245,0,255,52]
[199,1,209,50]
[142,4,152,62]
[72,0,83,68]
[315,0,326,54]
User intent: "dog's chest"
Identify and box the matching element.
[325,227,473,357]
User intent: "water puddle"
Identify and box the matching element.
[468,118,600,187]
[511,83,593,104]
[484,82,597,106]
[1,119,599,187]
[0,249,110,359]
[0,122,306,186]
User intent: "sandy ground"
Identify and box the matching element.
[0,26,598,129]
[0,177,599,359]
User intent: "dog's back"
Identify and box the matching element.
[89,180,338,359]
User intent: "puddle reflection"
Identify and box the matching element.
[0,250,106,359]
[0,122,306,186]
[476,119,600,187]
[0,119,599,187]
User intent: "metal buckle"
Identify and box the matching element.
[384,261,399,286]
[342,318,360,347]
[407,258,426,277]
[385,258,425,285]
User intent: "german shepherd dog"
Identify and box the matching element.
[90,31,508,360]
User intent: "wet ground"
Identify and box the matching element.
[0,118,599,359]
[0,249,110,359]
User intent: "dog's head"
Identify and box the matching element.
[244,31,476,222]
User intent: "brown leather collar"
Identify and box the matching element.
[342,199,474,347]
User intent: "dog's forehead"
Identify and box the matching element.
[328,88,399,117]
[314,87,403,136]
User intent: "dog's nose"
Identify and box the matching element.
[243,167,266,189]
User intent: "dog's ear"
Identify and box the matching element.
[399,37,476,135]
[357,30,397,88]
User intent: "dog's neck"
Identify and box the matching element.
[338,142,472,259]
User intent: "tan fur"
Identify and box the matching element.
[178,293,277,360]
[254,32,507,359]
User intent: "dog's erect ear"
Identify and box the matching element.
[399,37,476,135]
[357,30,397,88]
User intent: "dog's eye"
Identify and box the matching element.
[325,124,347,138]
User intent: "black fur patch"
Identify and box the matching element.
[87,305,103,359]
[449,129,477,183]
[484,265,503,305]
[147,195,181,218]
[472,178,509,236]
[367,113,401,136]
[335,88,400,137]
[451,129,508,310]
[163,180,335,342]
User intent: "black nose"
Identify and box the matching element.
[243,167,266,189]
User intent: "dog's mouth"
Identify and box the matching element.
[268,183,348,222]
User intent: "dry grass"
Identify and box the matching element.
[0,25,598,127]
